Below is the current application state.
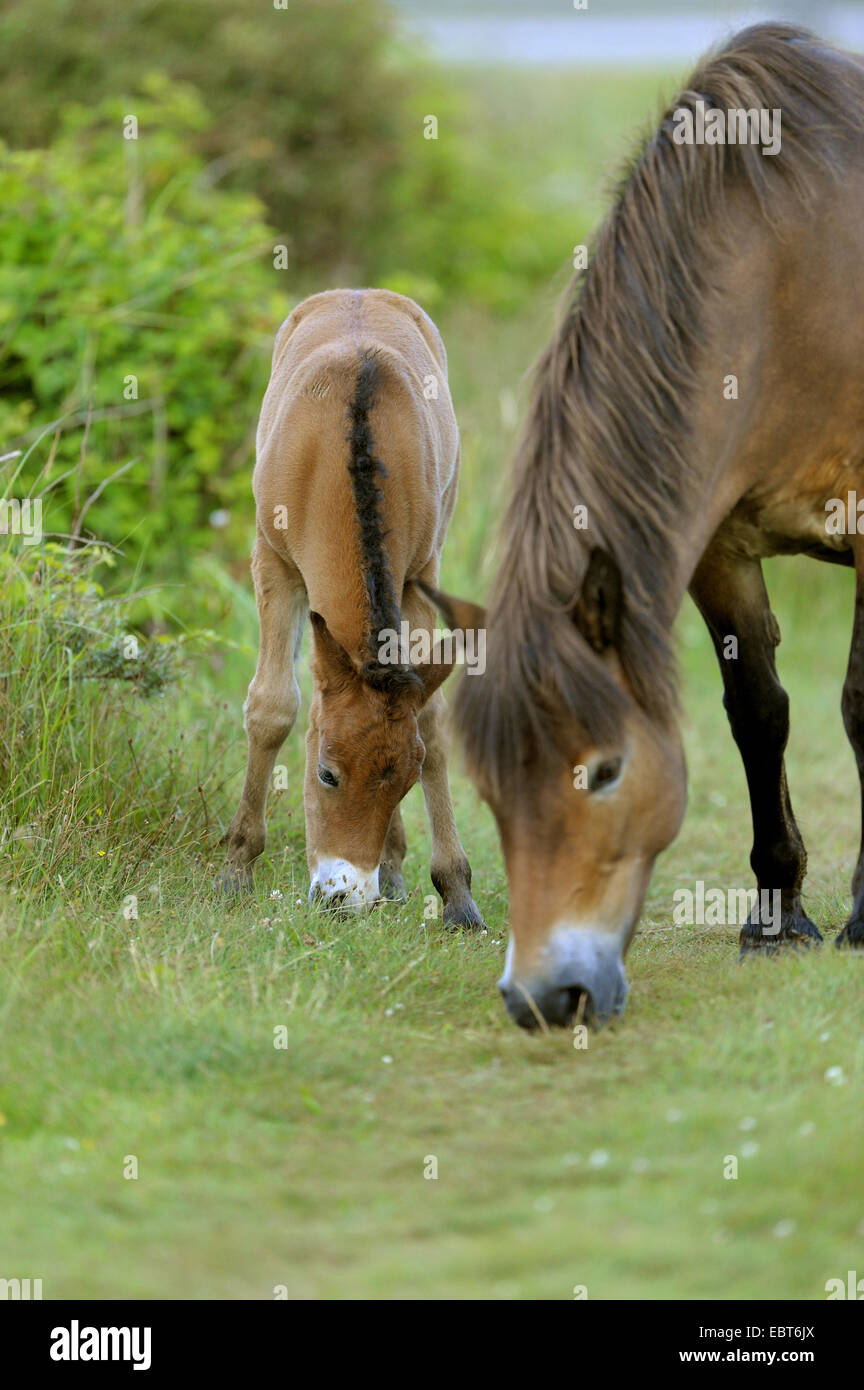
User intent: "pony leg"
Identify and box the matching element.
[837,554,864,947]
[379,805,408,901]
[690,549,820,951]
[418,691,485,929]
[218,535,306,893]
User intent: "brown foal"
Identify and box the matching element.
[220,288,483,927]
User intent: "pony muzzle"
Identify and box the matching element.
[309,859,381,912]
[498,924,629,1029]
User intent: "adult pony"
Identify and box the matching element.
[432,25,864,1026]
[220,288,483,926]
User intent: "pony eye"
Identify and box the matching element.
[589,757,622,793]
[318,765,339,788]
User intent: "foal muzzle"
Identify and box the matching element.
[308,858,381,912]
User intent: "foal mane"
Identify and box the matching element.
[347,348,422,696]
[455,23,864,793]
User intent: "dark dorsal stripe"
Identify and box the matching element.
[347,349,421,694]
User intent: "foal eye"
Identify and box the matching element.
[318,765,339,788]
[589,757,622,793]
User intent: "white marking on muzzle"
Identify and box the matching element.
[545,920,627,979]
[499,921,629,1019]
[311,858,380,911]
[500,934,516,986]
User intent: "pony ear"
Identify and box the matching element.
[572,547,623,653]
[309,612,359,689]
[413,643,458,703]
[407,580,488,706]
[415,579,486,633]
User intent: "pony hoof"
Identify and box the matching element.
[443,894,486,931]
[378,866,407,902]
[738,911,822,957]
[215,865,253,896]
[836,917,864,949]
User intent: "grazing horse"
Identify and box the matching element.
[430,24,864,1026]
[220,288,483,926]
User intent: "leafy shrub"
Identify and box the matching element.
[0,81,283,579]
[0,0,574,311]
[0,0,406,279]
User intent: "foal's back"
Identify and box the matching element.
[253,289,459,658]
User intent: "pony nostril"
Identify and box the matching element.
[309,884,349,910]
[564,986,593,1026]
[499,979,597,1029]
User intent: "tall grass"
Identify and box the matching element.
[0,535,234,902]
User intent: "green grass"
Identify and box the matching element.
[2,399,862,1301]
[2,65,863,1301]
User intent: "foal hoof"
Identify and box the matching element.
[215,864,253,897]
[836,916,864,949]
[443,893,486,932]
[739,910,822,958]
[378,865,408,902]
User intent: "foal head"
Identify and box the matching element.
[304,611,451,910]
[438,549,687,1029]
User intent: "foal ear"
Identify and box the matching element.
[572,547,623,653]
[415,579,486,632]
[408,580,488,706]
[413,645,459,704]
[309,611,358,689]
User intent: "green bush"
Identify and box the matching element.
[0,80,283,580]
[0,0,574,311]
[0,0,406,279]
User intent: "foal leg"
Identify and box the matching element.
[219,535,306,892]
[690,550,821,951]
[379,805,408,902]
[418,691,484,929]
[837,556,864,948]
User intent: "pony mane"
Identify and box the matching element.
[454,23,864,792]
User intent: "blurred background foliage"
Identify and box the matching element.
[0,0,571,297]
[0,0,596,601]
[0,0,404,276]
[0,81,280,579]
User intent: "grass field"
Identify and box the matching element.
[2,66,863,1301]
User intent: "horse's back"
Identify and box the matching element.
[257,287,455,473]
[252,289,458,634]
[262,287,451,428]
